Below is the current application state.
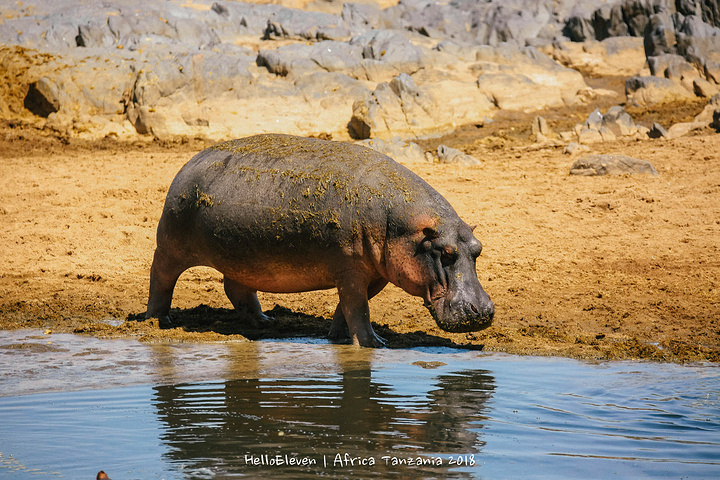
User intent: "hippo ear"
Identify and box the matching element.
[469,225,477,232]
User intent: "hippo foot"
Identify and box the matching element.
[159,315,174,328]
[352,330,387,348]
[328,323,350,342]
[144,314,173,328]
[367,332,387,348]
[247,313,273,328]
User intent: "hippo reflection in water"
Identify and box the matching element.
[146,134,494,346]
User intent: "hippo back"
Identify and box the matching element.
[158,134,458,282]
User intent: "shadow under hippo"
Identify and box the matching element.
[146,134,494,347]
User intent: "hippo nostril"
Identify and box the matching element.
[470,303,479,315]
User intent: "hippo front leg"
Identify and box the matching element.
[329,278,388,343]
[335,275,386,348]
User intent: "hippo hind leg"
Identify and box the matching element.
[146,248,188,324]
[329,277,388,347]
[223,276,272,324]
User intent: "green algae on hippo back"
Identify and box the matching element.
[147,134,493,347]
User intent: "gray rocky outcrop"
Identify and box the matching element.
[1,0,717,142]
[560,0,720,105]
[0,0,597,142]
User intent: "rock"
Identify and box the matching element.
[694,77,719,97]
[558,131,575,142]
[437,145,480,165]
[349,73,434,140]
[127,104,167,137]
[357,137,428,164]
[584,108,604,130]
[647,54,696,78]
[391,0,560,46]
[705,61,720,84]
[711,109,720,131]
[341,2,389,34]
[648,122,669,138]
[574,105,639,143]
[532,115,552,139]
[349,71,496,140]
[257,41,363,77]
[603,105,638,136]
[24,77,61,117]
[570,154,659,176]
[666,121,707,138]
[207,2,285,40]
[264,8,348,41]
[644,12,678,58]
[599,126,617,142]
[578,127,604,144]
[625,75,696,105]
[563,142,590,155]
[542,37,646,77]
[694,103,720,123]
[350,29,425,77]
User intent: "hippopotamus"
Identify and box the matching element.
[146,133,494,347]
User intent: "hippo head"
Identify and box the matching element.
[385,215,494,333]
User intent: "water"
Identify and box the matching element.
[0,331,718,479]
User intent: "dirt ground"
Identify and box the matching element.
[1,85,719,363]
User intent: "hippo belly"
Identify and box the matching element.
[146,134,494,347]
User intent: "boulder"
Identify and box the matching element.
[694,77,719,96]
[647,53,697,78]
[563,142,591,155]
[349,73,435,139]
[349,29,426,80]
[648,122,669,138]
[666,121,707,138]
[603,105,638,136]
[712,109,720,131]
[570,154,659,176]
[24,78,61,117]
[349,71,497,140]
[573,105,639,143]
[625,75,696,105]
[257,41,363,77]
[263,8,349,41]
[532,115,552,137]
[341,2,390,34]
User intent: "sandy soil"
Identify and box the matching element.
[1,91,719,363]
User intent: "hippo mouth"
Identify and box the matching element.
[425,295,494,333]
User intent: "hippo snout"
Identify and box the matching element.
[431,294,494,333]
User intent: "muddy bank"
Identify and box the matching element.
[1,99,719,362]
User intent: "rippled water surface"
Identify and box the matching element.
[0,331,718,479]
